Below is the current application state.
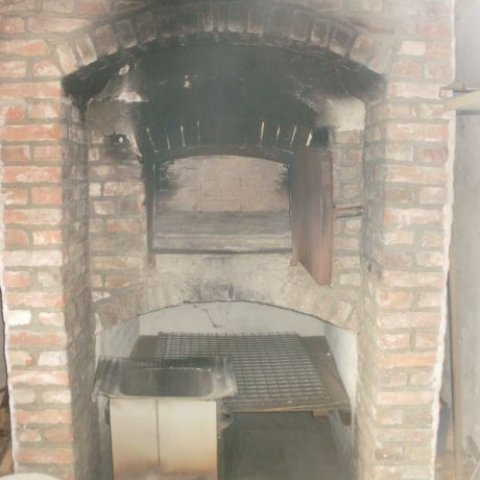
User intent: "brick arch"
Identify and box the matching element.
[94,255,359,332]
[55,1,395,82]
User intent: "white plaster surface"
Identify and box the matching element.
[445,0,480,452]
[453,116,480,449]
[456,0,480,83]
[325,322,357,408]
[96,316,140,359]
[139,301,326,336]
[324,97,365,132]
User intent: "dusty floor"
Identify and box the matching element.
[223,412,348,480]
[0,391,12,475]
[434,427,480,480]
[223,412,467,480]
[0,402,470,480]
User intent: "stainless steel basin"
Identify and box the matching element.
[94,356,237,480]
[93,356,237,400]
[119,365,214,397]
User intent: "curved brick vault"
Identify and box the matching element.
[59,2,384,336]
[54,1,396,84]
[94,254,360,332]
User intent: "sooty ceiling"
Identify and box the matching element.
[66,42,383,158]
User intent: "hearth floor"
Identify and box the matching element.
[223,412,349,480]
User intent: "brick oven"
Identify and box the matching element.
[0,0,454,479]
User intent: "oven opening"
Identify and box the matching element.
[95,302,356,480]
[79,40,371,480]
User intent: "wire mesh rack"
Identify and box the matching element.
[153,332,332,412]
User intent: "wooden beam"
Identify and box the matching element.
[445,90,480,111]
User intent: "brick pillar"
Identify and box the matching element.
[1,88,77,478]
[331,128,365,294]
[88,119,147,331]
[357,2,455,478]
[0,8,95,478]
[62,102,96,480]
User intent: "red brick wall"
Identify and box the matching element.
[88,120,147,331]
[332,128,365,293]
[0,3,98,477]
[357,3,454,477]
[0,1,454,479]
[62,103,95,480]
[0,68,93,480]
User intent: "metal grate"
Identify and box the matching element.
[153,333,332,412]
